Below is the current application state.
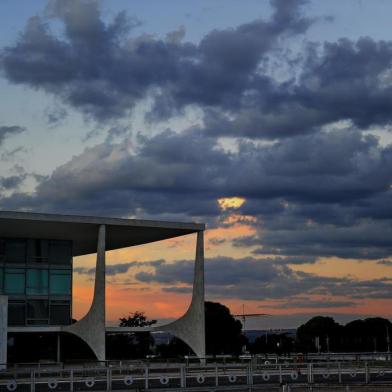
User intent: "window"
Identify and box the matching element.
[27,239,48,263]
[5,239,26,263]
[27,300,49,325]
[49,240,72,265]
[0,268,3,293]
[50,300,71,325]
[26,269,49,295]
[49,269,71,295]
[4,268,25,294]
[8,301,26,326]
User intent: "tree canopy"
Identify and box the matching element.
[205,301,247,355]
[296,316,392,353]
[106,311,157,359]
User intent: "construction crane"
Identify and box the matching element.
[233,304,269,330]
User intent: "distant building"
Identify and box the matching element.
[0,211,205,366]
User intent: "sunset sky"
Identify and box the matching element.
[1,0,392,329]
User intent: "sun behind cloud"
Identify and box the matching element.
[217,197,246,211]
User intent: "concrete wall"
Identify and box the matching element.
[0,296,7,370]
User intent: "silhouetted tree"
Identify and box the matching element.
[106,311,157,359]
[296,316,343,352]
[154,301,247,357]
[343,317,392,352]
[296,316,392,353]
[205,301,248,355]
[119,311,157,327]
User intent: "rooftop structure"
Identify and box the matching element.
[0,211,206,367]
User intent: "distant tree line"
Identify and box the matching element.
[295,316,392,353]
[106,304,392,359]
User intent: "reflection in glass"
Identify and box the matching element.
[26,269,49,295]
[50,269,71,295]
[4,268,25,294]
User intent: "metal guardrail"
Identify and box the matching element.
[1,361,392,391]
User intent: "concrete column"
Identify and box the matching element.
[63,224,106,360]
[158,230,206,359]
[0,296,8,370]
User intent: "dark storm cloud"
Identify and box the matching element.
[4,1,392,139]
[133,256,392,301]
[2,0,392,264]
[203,37,392,139]
[2,127,392,262]
[0,126,25,146]
[3,1,392,139]
[3,127,392,214]
[250,224,392,260]
[74,259,164,276]
[0,0,312,125]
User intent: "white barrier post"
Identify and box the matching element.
[248,362,253,385]
[106,368,111,391]
[180,366,186,388]
[338,363,342,384]
[0,296,8,371]
[30,370,35,392]
[215,364,219,386]
[144,366,149,390]
[70,370,74,392]
[365,362,369,384]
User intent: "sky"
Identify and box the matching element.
[1,0,392,329]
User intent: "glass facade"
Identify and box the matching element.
[0,238,72,326]
[4,269,25,294]
[26,269,49,295]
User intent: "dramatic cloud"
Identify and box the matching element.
[0,126,24,147]
[1,125,392,261]
[2,0,392,275]
[74,260,164,276]
[0,0,312,125]
[3,1,392,141]
[133,256,392,302]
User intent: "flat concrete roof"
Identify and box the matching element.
[0,211,204,256]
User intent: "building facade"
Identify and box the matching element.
[0,211,205,367]
[0,238,72,327]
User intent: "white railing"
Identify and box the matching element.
[1,361,392,391]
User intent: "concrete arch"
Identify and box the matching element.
[62,224,106,360]
[63,225,206,361]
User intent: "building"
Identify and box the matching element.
[0,211,205,367]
